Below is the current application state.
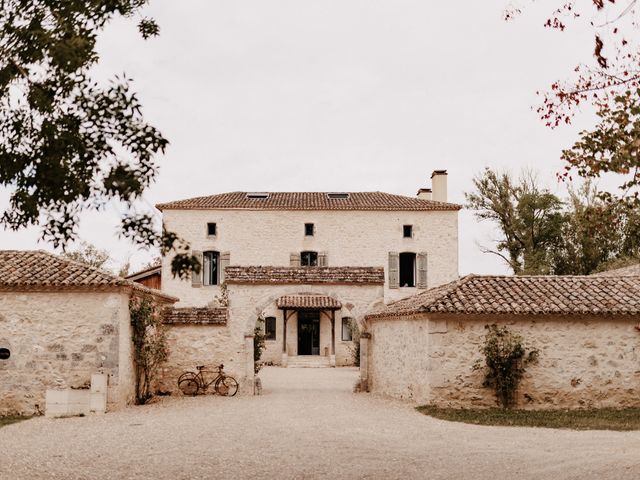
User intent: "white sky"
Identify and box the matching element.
[0,1,602,275]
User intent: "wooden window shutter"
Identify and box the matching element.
[219,252,230,283]
[191,250,203,287]
[417,252,428,289]
[318,251,328,267]
[388,252,399,289]
[290,252,301,267]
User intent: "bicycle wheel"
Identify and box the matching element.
[177,371,197,385]
[178,378,200,396]
[215,376,239,397]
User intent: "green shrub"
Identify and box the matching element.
[474,324,539,409]
[254,317,266,374]
[130,295,168,404]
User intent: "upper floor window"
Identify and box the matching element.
[207,222,217,236]
[203,251,219,285]
[399,252,416,287]
[305,223,314,236]
[265,316,276,340]
[341,318,353,341]
[403,225,413,238]
[300,251,318,267]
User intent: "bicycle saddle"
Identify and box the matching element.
[196,365,205,370]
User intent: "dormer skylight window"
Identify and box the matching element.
[327,192,349,200]
[246,192,270,199]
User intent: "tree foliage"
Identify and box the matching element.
[507,2,640,206]
[465,168,565,274]
[0,1,196,279]
[466,168,639,274]
[61,240,111,270]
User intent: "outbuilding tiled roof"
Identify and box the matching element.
[156,191,461,211]
[366,274,640,318]
[0,250,177,302]
[592,263,640,277]
[225,266,385,285]
[276,295,342,310]
[163,307,227,325]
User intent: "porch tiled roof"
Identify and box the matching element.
[156,191,461,211]
[225,266,385,285]
[163,307,228,325]
[366,274,640,319]
[276,295,342,310]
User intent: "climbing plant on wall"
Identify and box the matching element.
[254,316,266,374]
[130,295,168,404]
[474,324,539,409]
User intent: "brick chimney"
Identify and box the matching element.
[416,188,432,200]
[431,170,448,202]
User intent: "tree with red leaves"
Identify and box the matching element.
[508,1,640,206]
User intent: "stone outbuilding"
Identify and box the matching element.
[363,274,640,409]
[0,250,176,416]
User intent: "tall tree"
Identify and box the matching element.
[466,169,565,274]
[0,1,197,278]
[467,168,638,275]
[551,181,623,275]
[61,241,111,270]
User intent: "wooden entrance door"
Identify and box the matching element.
[298,310,320,355]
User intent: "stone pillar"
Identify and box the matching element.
[245,333,255,395]
[90,373,108,414]
[282,310,288,367]
[330,310,336,367]
[359,332,371,392]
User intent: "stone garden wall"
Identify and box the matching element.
[367,313,640,409]
[0,290,133,416]
[156,323,245,394]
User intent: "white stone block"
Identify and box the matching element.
[91,373,108,393]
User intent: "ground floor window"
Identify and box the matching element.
[399,252,416,287]
[265,316,276,340]
[203,251,219,285]
[341,317,353,341]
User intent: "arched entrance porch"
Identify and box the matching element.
[276,294,341,367]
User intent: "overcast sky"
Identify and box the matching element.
[0,1,601,275]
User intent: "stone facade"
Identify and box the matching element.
[0,291,134,416]
[161,208,459,307]
[228,282,383,367]
[366,313,640,409]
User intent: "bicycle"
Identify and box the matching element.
[178,363,239,397]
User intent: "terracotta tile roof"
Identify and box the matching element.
[163,307,227,325]
[276,295,342,310]
[156,191,461,211]
[366,274,640,318]
[592,263,640,277]
[0,250,177,302]
[225,266,385,285]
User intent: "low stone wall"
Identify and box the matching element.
[0,291,132,416]
[157,324,249,394]
[366,313,640,409]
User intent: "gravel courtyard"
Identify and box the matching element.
[1,367,640,479]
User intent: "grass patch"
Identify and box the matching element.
[0,416,31,429]
[417,406,640,431]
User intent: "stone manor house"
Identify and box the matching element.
[2,169,639,415]
[154,170,459,391]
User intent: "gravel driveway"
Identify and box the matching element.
[1,367,640,479]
